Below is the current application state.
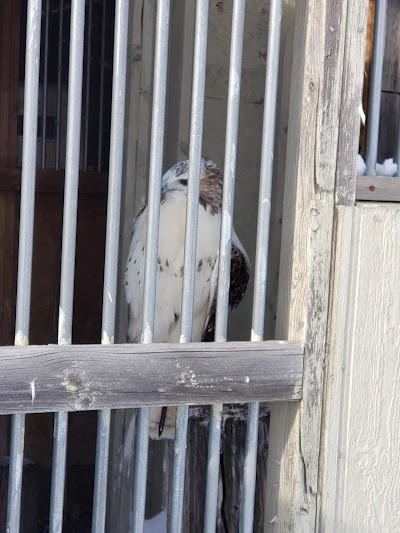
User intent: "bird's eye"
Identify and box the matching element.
[179,179,188,186]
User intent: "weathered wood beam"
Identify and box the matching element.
[0,341,303,414]
[356,176,400,202]
[265,0,369,530]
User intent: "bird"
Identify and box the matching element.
[125,158,250,439]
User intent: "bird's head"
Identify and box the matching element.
[161,158,223,215]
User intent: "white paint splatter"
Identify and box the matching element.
[251,329,262,342]
[245,376,250,384]
[15,330,28,347]
[30,378,37,402]
[141,323,153,344]
[179,334,187,343]
[231,70,240,98]
[58,307,71,345]
[269,515,278,524]
[231,142,236,174]
[102,330,114,344]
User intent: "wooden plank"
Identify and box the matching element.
[320,204,400,531]
[0,169,108,195]
[0,341,303,414]
[264,0,369,530]
[356,176,400,202]
[335,0,370,205]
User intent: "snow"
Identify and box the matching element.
[144,511,167,533]
[376,158,398,177]
[357,154,367,176]
[357,154,398,177]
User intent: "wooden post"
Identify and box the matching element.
[264,0,369,530]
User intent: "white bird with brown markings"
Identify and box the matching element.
[125,158,249,438]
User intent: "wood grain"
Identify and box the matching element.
[356,176,400,202]
[0,341,303,414]
[264,0,369,530]
[321,204,400,531]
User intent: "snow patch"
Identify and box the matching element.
[357,154,398,177]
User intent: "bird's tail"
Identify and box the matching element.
[149,406,177,440]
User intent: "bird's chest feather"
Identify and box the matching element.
[125,193,221,342]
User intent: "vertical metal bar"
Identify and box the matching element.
[204,2,245,531]
[131,407,150,533]
[170,2,209,532]
[41,0,50,169]
[131,2,170,532]
[49,412,68,533]
[92,2,129,531]
[204,405,222,533]
[83,0,93,170]
[49,3,86,532]
[97,0,107,171]
[56,0,64,170]
[241,1,282,531]
[7,2,42,531]
[365,0,387,176]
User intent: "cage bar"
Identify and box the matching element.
[55,0,64,170]
[41,0,49,169]
[242,0,283,530]
[7,1,42,531]
[204,1,246,530]
[49,2,86,531]
[91,1,129,531]
[169,2,209,532]
[83,0,93,171]
[131,2,171,531]
[97,0,107,171]
[365,0,387,176]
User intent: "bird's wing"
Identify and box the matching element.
[201,232,250,342]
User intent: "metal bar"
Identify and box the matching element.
[204,2,245,531]
[92,1,129,530]
[57,0,85,346]
[204,404,223,533]
[97,0,107,171]
[170,2,209,532]
[41,0,50,169]
[365,0,387,176]
[242,0,282,531]
[131,2,170,532]
[131,407,150,533]
[92,409,111,532]
[49,3,86,531]
[55,0,64,170]
[83,0,93,170]
[7,2,42,531]
[49,411,68,533]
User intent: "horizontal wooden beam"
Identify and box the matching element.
[0,168,108,195]
[356,176,400,202]
[0,341,303,414]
